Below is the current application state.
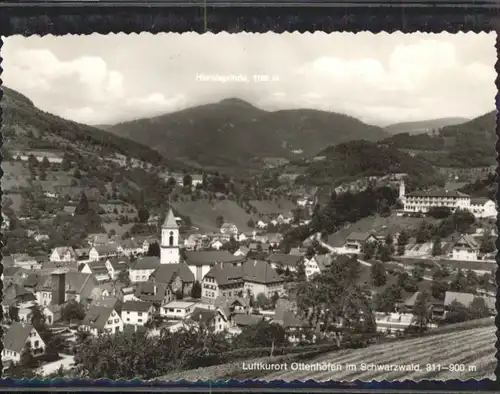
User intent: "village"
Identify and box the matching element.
[2,150,497,378]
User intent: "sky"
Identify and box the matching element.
[1,32,496,126]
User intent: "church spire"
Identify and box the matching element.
[162,208,178,229]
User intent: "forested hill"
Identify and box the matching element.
[384,117,469,135]
[1,86,172,167]
[381,111,496,168]
[298,140,442,187]
[105,98,390,171]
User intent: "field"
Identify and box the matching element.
[253,320,496,381]
[326,214,437,247]
[2,161,31,190]
[172,200,254,233]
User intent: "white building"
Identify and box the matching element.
[129,257,160,283]
[121,301,154,328]
[80,305,124,336]
[50,246,76,263]
[451,234,480,261]
[211,240,223,250]
[161,300,197,320]
[469,198,497,219]
[2,323,46,363]
[399,180,496,218]
[160,209,180,265]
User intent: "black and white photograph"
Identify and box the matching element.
[1,32,497,381]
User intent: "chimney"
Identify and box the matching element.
[51,269,66,305]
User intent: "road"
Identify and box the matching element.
[317,237,435,281]
[37,354,75,376]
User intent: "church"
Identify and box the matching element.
[160,208,181,265]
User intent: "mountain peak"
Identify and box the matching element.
[218,98,255,107]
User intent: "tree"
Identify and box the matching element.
[27,154,38,173]
[235,320,287,349]
[444,300,471,324]
[138,207,150,223]
[75,192,89,215]
[147,241,160,257]
[73,168,82,179]
[412,291,432,332]
[39,166,48,181]
[117,270,131,286]
[215,215,224,228]
[295,259,306,281]
[61,153,72,171]
[247,218,255,228]
[469,297,490,320]
[397,272,418,293]
[183,174,193,188]
[61,300,86,323]
[427,206,452,219]
[371,261,387,287]
[256,293,271,309]
[449,269,468,292]
[411,265,425,282]
[361,241,378,261]
[40,156,50,171]
[396,230,409,256]
[431,237,442,257]
[373,285,401,313]
[377,244,392,262]
[295,255,375,342]
[430,280,449,300]
[191,281,202,299]
[479,232,496,254]
[416,221,433,244]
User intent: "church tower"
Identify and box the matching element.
[160,208,180,265]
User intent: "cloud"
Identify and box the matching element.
[1,32,496,126]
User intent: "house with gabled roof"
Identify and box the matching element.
[89,245,118,262]
[188,307,229,333]
[121,301,154,329]
[2,283,37,321]
[74,248,90,262]
[34,272,97,306]
[201,264,245,304]
[2,323,46,363]
[343,232,378,254]
[267,253,303,273]
[134,282,172,312]
[79,261,111,283]
[149,263,195,297]
[105,256,130,280]
[451,234,480,261]
[12,253,40,270]
[129,256,161,283]
[242,260,284,299]
[87,233,109,246]
[117,238,144,257]
[80,305,123,336]
[272,301,312,344]
[469,197,497,219]
[50,246,77,263]
[234,246,250,258]
[184,250,245,282]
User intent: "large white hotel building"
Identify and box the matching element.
[399,181,496,219]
